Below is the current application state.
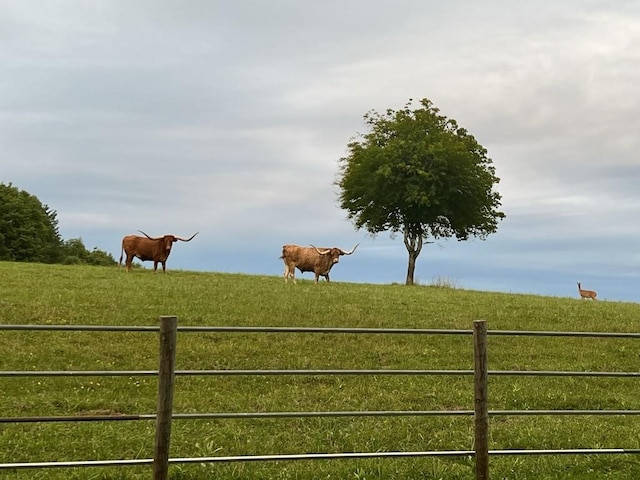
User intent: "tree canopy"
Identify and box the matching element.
[0,183,62,263]
[60,238,117,266]
[336,98,505,285]
[0,183,116,266]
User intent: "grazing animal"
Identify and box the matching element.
[281,244,359,283]
[119,230,198,273]
[577,282,597,301]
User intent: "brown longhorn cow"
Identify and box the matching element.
[119,230,198,273]
[280,243,359,284]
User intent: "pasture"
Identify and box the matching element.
[1,261,640,479]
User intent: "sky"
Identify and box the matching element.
[3,1,640,303]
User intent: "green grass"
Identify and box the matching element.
[1,261,640,479]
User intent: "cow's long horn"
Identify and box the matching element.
[175,232,199,242]
[310,244,330,255]
[138,230,160,240]
[340,243,359,255]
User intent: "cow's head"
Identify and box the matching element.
[138,230,199,255]
[162,235,177,253]
[310,244,359,264]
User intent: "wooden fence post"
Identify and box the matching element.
[153,316,178,480]
[473,320,489,480]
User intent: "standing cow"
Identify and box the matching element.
[119,230,198,273]
[280,244,359,283]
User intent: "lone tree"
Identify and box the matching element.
[336,98,505,285]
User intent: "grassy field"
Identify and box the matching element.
[1,261,640,479]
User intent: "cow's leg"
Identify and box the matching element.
[153,261,159,273]
[324,273,330,282]
[126,254,134,272]
[284,263,296,284]
[161,261,167,273]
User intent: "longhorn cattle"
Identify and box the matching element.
[119,230,198,273]
[280,244,359,284]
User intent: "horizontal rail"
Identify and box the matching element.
[0,369,472,377]
[180,326,475,335]
[0,325,470,334]
[0,325,159,332]
[1,410,474,423]
[2,324,640,339]
[173,448,640,462]
[3,369,640,378]
[489,448,640,456]
[491,370,640,378]
[0,458,153,470]
[5,409,640,424]
[4,447,640,471]
[488,330,640,339]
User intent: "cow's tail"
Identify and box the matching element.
[118,244,124,268]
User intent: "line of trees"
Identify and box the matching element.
[0,183,116,266]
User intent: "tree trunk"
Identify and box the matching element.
[405,252,417,285]
[403,229,423,285]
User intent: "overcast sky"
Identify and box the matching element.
[3,1,640,302]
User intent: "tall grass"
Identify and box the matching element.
[1,261,639,479]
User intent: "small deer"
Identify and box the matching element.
[577,282,597,301]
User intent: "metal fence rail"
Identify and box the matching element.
[3,323,640,338]
[1,320,639,480]
[5,408,640,425]
[4,368,640,378]
[3,410,477,425]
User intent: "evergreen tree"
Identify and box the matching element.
[0,183,62,263]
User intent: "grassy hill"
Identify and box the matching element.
[1,261,639,479]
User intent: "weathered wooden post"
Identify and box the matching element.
[153,316,178,480]
[473,320,489,480]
